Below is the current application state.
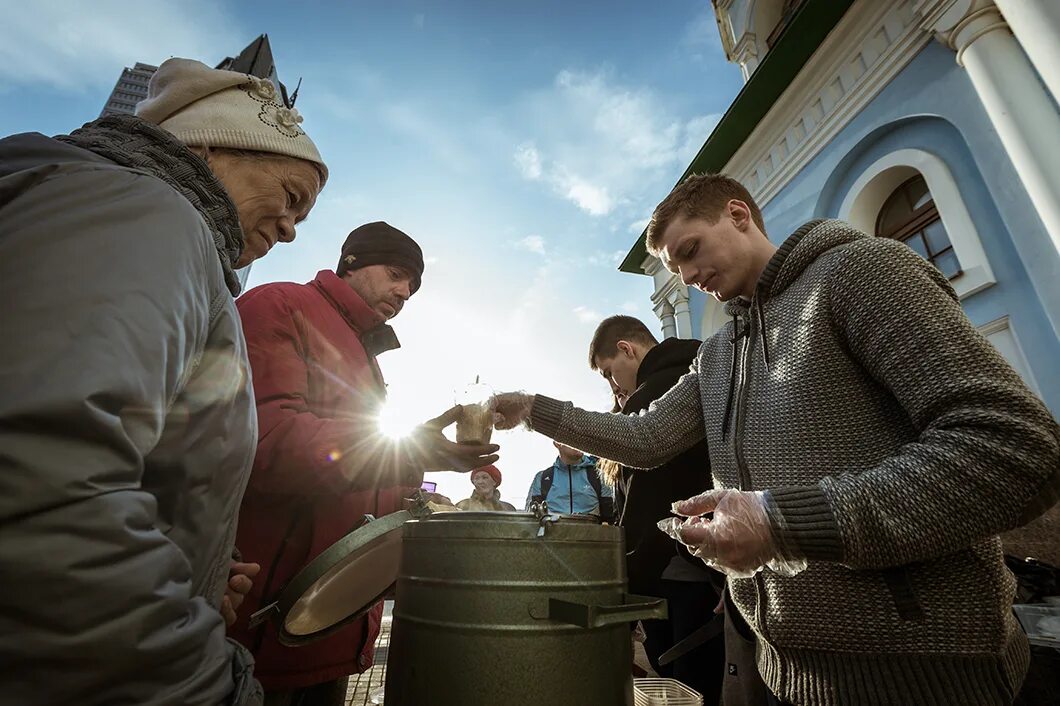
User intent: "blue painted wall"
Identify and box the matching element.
[689,41,1059,412]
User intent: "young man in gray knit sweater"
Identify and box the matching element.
[493,174,1060,705]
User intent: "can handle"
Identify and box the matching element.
[547,594,667,628]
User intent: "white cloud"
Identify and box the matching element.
[556,171,612,216]
[513,68,721,218]
[573,305,602,323]
[379,102,476,173]
[587,249,626,268]
[413,13,426,29]
[629,217,650,234]
[681,114,721,161]
[513,142,543,180]
[516,235,546,255]
[0,0,244,92]
[621,301,641,313]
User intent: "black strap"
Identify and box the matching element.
[537,467,555,502]
[250,509,304,652]
[658,613,725,666]
[585,464,604,500]
[536,464,613,519]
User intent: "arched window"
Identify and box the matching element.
[875,175,961,279]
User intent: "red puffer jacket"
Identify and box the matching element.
[229,269,421,690]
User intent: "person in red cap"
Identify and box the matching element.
[229,221,499,705]
[457,465,517,512]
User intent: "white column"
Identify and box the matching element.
[992,0,1060,106]
[655,299,677,340]
[671,288,693,340]
[931,1,1060,255]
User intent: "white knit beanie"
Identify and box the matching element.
[136,58,327,181]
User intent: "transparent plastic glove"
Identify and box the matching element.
[490,391,534,430]
[657,489,807,579]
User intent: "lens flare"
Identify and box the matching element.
[377,402,416,439]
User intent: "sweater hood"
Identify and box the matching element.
[724,218,866,318]
[720,219,863,439]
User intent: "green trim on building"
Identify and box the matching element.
[619,0,856,274]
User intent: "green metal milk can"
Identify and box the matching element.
[384,509,666,705]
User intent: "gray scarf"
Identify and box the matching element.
[57,115,245,295]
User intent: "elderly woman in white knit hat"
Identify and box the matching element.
[0,58,328,706]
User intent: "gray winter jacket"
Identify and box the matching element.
[0,117,261,705]
[531,220,1060,705]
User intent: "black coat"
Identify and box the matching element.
[616,337,715,594]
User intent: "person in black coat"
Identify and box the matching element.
[589,315,725,703]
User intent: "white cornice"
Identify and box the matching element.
[651,274,690,308]
[914,0,975,35]
[723,0,932,208]
[978,314,1011,337]
[640,254,662,276]
[733,32,758,60]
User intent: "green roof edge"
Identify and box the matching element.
[619,0,856,274]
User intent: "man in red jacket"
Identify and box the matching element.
[230,221,498,705]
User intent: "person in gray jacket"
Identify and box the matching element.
[0,59,328,705]
[494,174,1060,705]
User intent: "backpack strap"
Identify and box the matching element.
[531,467,554,504]
[586,465,603,500]
[586,464,615,522]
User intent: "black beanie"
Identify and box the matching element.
[336,221,425,294]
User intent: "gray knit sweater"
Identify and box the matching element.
[532,220,1060,705]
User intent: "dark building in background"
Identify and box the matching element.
[99,35,284,118]
[215,34,292,103]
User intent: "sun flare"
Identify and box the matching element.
[377,402,418,440]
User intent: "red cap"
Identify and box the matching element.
[471,464,502,488]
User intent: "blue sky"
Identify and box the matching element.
[0,0,743,504]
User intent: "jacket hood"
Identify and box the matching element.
[635,337,702,389]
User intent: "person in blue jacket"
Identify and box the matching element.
[526,441,614,518]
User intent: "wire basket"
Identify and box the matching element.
[633,678,703,706]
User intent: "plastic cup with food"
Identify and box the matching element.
[456,376,494,445]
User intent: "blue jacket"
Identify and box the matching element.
[525,455,613,516]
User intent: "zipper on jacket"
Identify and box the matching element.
[733,312,754,493]
[732,307,772,647]
[568,464,574,514]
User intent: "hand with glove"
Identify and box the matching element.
[658,488,807,579]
